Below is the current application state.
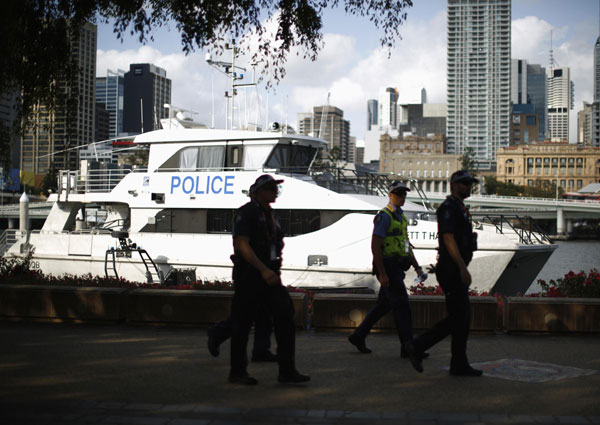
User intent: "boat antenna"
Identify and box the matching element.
[206,39,255,130]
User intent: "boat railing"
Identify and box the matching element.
[470,213,553,245]
[59,168,146,194]
[308,164,393,196]
[307,165,436,210]
[0,229,25,257]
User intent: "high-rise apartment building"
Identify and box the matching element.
[123,63,171,134]
[592,34,600,147]
[367,99,378,131]
[297,105,352,162]
[378,87,398,128]
[578,101,594,145]
[547,67,574,142]
[20,22,97,181]
[511,59,528,105]
[96,69,125,139]
[447,0,511,169]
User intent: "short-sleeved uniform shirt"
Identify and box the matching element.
[437,195,474,268]
[373,205,404,259]
[232,199,283,274]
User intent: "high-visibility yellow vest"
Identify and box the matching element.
[380,206,410,258]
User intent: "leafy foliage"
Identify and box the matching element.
[484,176,563,199]
[460,146,477,177]
[1,0,414,169]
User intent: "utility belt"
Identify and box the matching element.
[372,255,411,275]
[230,254,282,281]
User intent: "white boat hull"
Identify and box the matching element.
[11,212,556,295]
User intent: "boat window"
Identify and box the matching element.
[179,147,198,170]
[243,145,274,170]
[207,209,235,233]
[226,145,243,168]
[159,146,225,171]
[265,144,317,174]
[278,210,320,236]
[198,146,225,169]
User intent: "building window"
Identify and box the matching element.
[577,180,582,189]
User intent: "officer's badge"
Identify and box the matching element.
[373,214,382,224]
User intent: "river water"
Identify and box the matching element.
[527,240,600,294]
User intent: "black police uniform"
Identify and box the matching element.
[229,199,296,379]
[411,195,476,370]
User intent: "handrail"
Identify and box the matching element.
[0,229,23,257]
[471,213,553,245]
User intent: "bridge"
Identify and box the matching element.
[407,192,600,235]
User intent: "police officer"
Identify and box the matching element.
[228,174,310,385]
[348,181,426,358]
[405,170,483,377]
[207,184,276,363]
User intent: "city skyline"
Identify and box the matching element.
[96,0,598,145]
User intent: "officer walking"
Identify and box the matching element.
[406,170,483,377]
[207,184,276,363]
[348,181,427,359]
[228,174,310,385]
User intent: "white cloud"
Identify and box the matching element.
[512,16,567,62]
[283,10,448,138]
[95,7,595,144]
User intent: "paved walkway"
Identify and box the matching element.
[1,322,599,424]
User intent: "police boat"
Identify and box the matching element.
[5,123,556,295]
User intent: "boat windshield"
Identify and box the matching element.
[265,144,318,174]
[157,140,319,173]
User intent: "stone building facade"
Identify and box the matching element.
[497,142,600,192]
[379,133,461,192]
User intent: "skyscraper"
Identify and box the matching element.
[20,22,97,181]
[592,34,600,147]
[446,0,511,169]
[511,59,547,142]
[378,87,398,128]
[297,105,352,162]
[547,67,574,142]
[96,69,125,139]
[527,63,548,141]
[367,99,378,131]
[123,64,171,134]
[578,101,593,145]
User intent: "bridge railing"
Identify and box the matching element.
[471,213,553,245]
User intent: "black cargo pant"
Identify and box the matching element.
[208,307,272,358]
[412,264,471,369]
[352,259,413,345]
[230,277,296,378]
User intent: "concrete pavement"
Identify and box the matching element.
[0,322,599,424]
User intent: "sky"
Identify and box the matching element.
[96,0,600,145]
